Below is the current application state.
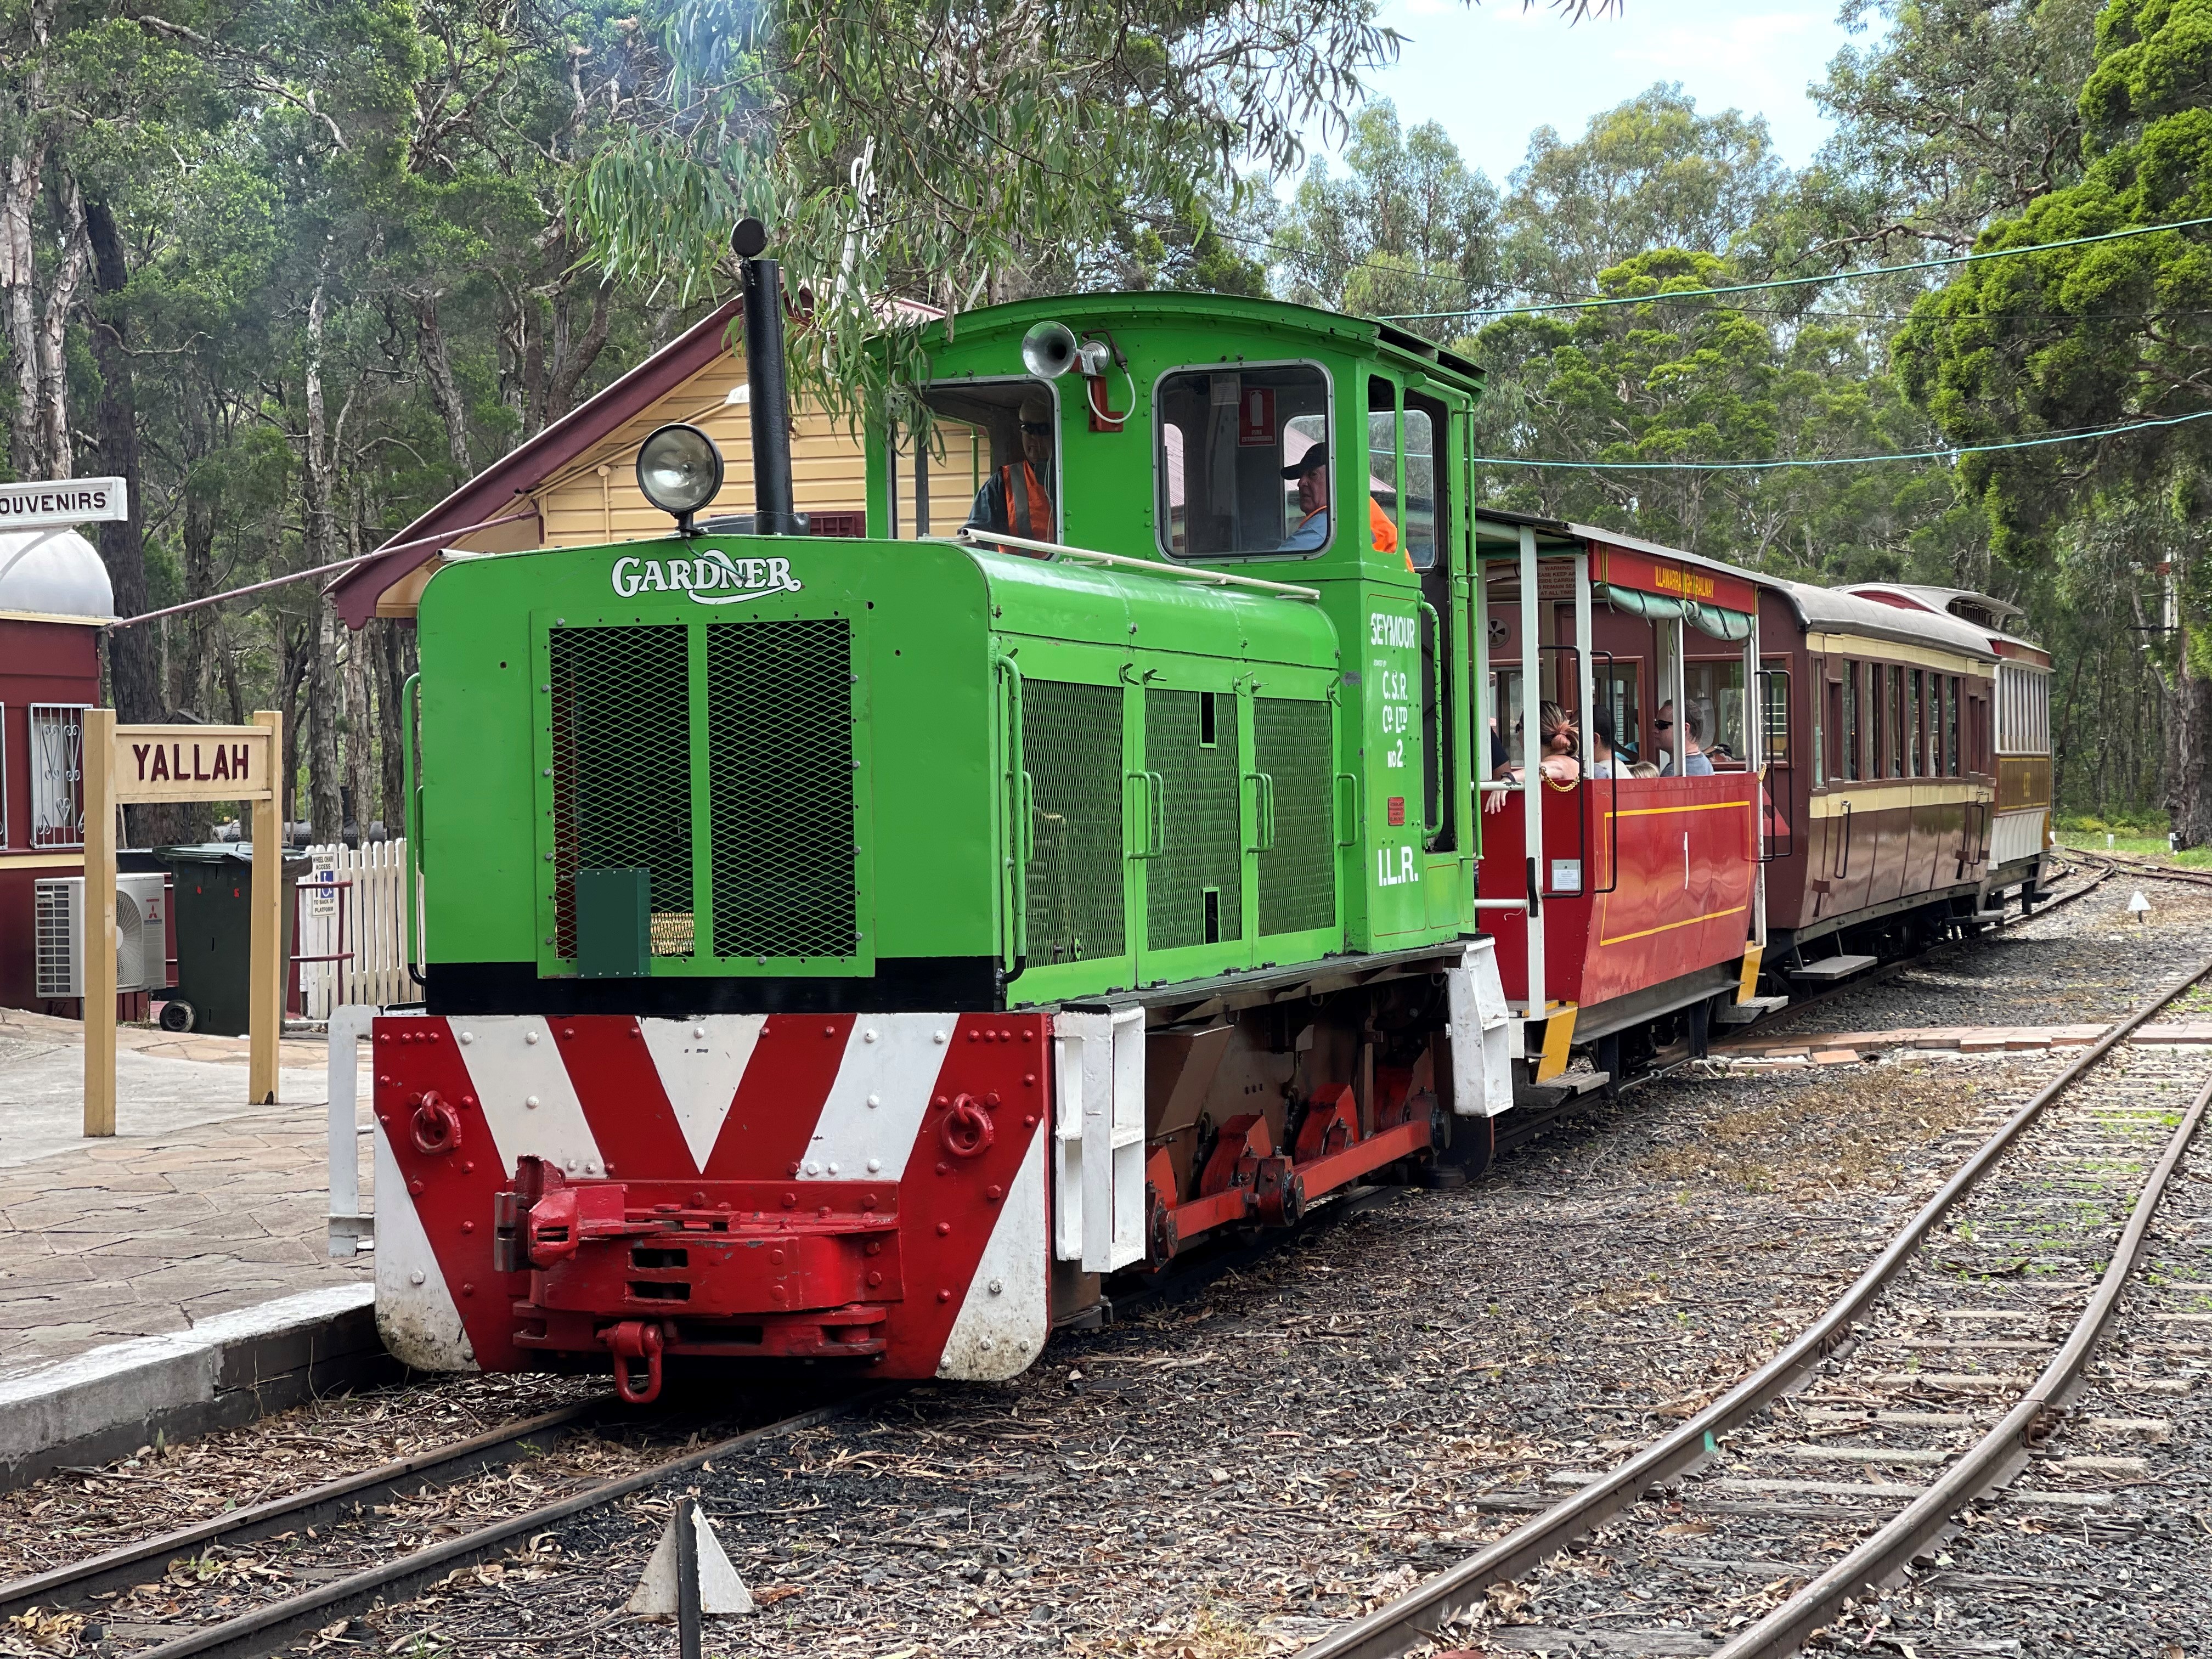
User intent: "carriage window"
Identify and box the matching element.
[1762,658,1791,767]
[1686,660,1746,767]
[1945,676,1960,776]
[1842,663,1861,781]
[1908,670,1923,777]
[1156,364,1331,560]
[1888,666,1906,777]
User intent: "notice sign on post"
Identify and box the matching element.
[0,476,129,530]
[81,710,285,1137]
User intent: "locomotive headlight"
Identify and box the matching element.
[636,422,724,533]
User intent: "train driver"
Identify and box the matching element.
[963,392,1058,541]
[1655,701,1715,776]
[1275,445,1413,570]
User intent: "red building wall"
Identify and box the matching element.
[0,616,104,1011]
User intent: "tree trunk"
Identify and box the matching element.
[414,292,472,476]
[35,172,90,476]
[1,136,49,477]
[544,276,613,426]
[344,629,374,838]
[279,619,312,838]
[378,618,415,835]
[302,277,345,843]
[2168,674,2212,845]
[88,192,200,843]
[180,435,220,712]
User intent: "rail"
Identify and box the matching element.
[947,528,1322,600]
[1293,949,2212,1659]
[2,1390,894,1659]
[1714,1062,2212,1658]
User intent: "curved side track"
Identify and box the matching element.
[1712,1062,2212,1658]
[1294,955,2212,1659]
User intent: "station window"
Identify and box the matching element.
[1156,364,1331,560]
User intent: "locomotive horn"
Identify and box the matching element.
[734,216,803,536]
[1020,320,1080,379]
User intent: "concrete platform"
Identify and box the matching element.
[0,1006,398,1487]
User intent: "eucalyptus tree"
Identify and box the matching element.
[1895,0,2212,842]
[1273,102,1503,340]
[571,0,1410,425]
[1501,86,1787,302]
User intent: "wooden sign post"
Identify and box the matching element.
[82,709,284,1136]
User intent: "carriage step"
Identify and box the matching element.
[1714,994,1791,1026]
[1514,1070,1611,1110]
[1788,953,1880,982]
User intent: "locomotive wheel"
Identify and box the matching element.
[1444,1113,1496,1179]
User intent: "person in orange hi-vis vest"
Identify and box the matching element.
[963,391,1057,542]
[1277,445,1417,573]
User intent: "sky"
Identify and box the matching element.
[1299,0,1875,188]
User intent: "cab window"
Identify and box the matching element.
[1156,364,1331,560]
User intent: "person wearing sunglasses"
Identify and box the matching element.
[1654,701,1714,776]
[963,391,1058,541]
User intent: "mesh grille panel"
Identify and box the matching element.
[1023,680,1124,964]
[707,618,857,960]
[549,625,695,958]
[1145,690,1242,951]
[1255,697,1335,936]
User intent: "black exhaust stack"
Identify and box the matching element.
[733,216,802,535]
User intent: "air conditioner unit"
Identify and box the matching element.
[33,874,168,998]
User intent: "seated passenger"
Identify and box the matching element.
[1588,705,1619,778]
[1628,761,1661,778]
[1483,701,1580,813]
[1655,701,1716,776]
[963,392,1057,541]
[1276,445,1415,571]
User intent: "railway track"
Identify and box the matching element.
[1294,953,2212,1659]
[2076,847,2212,889]
[0,1389,879,1658]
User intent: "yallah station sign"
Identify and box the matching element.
[81,708,286,1136]
[0,475,128,528]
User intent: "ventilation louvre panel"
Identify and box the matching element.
[1022,680,1125,966]
[1255,697,1335,937]
[707,617,857,961]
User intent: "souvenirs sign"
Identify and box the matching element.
[0,475,128,529]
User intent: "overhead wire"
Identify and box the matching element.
[1472,407,2212,471]
[1379,213,2212,321]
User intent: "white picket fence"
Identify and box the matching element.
[296,839,418,1016]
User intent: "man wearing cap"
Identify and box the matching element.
[1274,445,1409,569]
[963,391,1058,541]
